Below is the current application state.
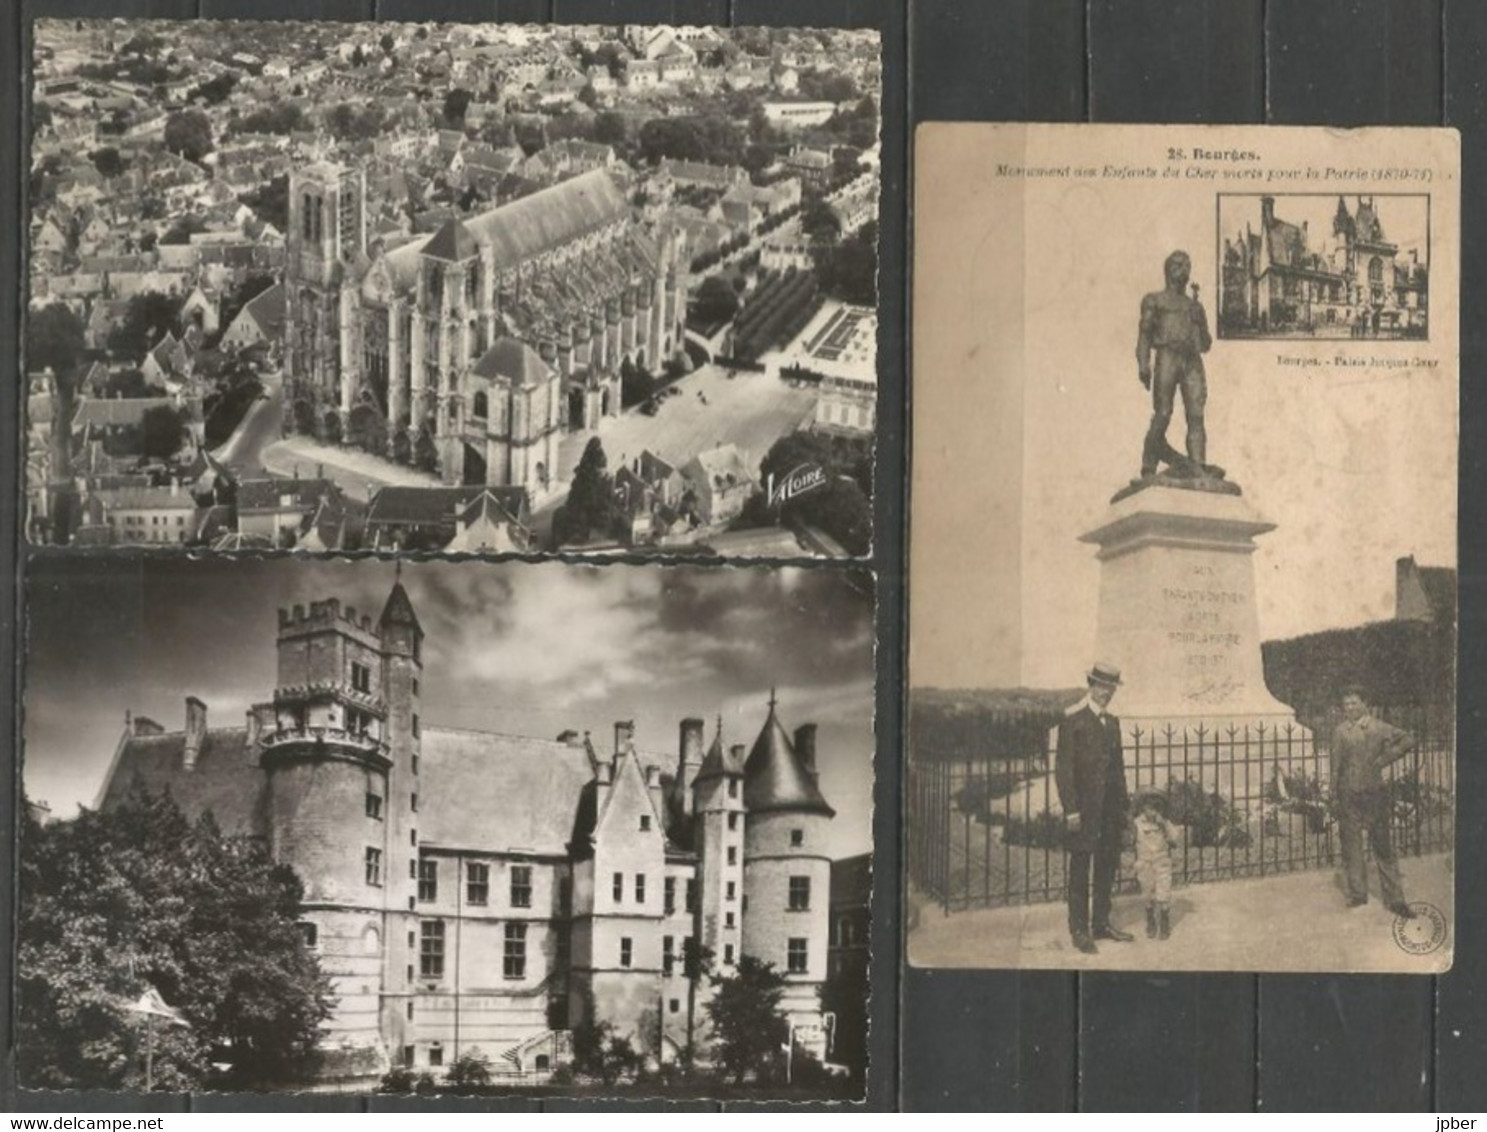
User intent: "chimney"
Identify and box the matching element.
[730,744,746,774]
[678,717,705,811]
[1261,195,1275,227]
[794,723,819,781]
[645,764,666,825]
[184,696,207,770]
[614,719,634,754]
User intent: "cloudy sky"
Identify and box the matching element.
[24,558,877,858]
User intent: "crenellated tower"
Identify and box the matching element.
[262,592,395,1069]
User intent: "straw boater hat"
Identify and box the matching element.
[1086,662,1122,688]
[1132,785,1169,816]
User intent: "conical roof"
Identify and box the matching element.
[742,700,834,817]
[379,579,423,637]
[693,727,741,784]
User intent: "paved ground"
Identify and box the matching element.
[261,435,441,502]
[906,852,1454,973]
[554,361,818,481]
[213,371,282,476]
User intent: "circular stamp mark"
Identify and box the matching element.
[1392,901,1448,955]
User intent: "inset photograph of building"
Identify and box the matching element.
[1217,193,1429,340]
[20,557,875,1097]
[26,20,881,556]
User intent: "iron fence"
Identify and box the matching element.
[908,708,1454,914]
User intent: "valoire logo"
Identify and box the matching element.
[768,463,828,507]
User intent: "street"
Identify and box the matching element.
[212,370,283,476]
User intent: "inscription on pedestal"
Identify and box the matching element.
[1160,566,1249,705]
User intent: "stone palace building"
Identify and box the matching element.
[284,162,690,492]
[95,580,838,1080]
[1220,194,1429,337]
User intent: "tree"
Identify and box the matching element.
[164,109,213,163]
[379,31,396,55]
[814,219,877,307]
[443,87,473,127]
[103,370,163,400]
[694,275,741,327]
[108,292,183,363]
[707,956,789,1084]
[577,82,598,108]
[569,436,612,528]
[232,103,309,138]
[16,789,334,1091]
[91,146,124,178]
[754,429,873,556]
[593,111,628,148]
[797,68,859,104]
[239,174,290,233]
[160,214,208,246]
[800,197,842,244]
[190,73,238,106]
[28,303,86,392]
[570,1002,642,1086]
[445,1048,493,1091]
[141,404,187,461]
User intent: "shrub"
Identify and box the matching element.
[445,1049,493,1091]
[376,1066,417,1093]
[1001,809,1066,850]
[1163,778,1252,849]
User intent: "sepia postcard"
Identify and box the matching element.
[19,557,875,1097]
[25,20,880,559]
[907,123,1458,973]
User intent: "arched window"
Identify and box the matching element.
[472,392,488,419]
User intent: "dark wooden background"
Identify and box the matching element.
[2,0,1482,1113]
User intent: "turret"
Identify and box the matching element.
[692,720,746,971]
[740,692,835,1057]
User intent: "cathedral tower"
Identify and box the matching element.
[285,162,368,405]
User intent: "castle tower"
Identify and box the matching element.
[262,593,396,1069]
[691,720,746,974]
[376,576,423,1067]
[740,693,836,1061]
[568,723,668,1052]
[285,163,368,401]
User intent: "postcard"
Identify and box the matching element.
[907,123,1458,973]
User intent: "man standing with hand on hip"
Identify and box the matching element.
[1056,662,1134,954]
[1331,688,1416,918]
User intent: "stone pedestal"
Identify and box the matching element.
[1080,482,1299,734]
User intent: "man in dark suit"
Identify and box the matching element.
[1056,662,1134,954]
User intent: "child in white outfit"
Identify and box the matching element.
[1132,791,1178,939]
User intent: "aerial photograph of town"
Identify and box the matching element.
[26,20,881,557]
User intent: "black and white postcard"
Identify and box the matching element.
[26,21,880,558]
[20,557,875,1096]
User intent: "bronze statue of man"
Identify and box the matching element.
[1136,251,1219,479]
